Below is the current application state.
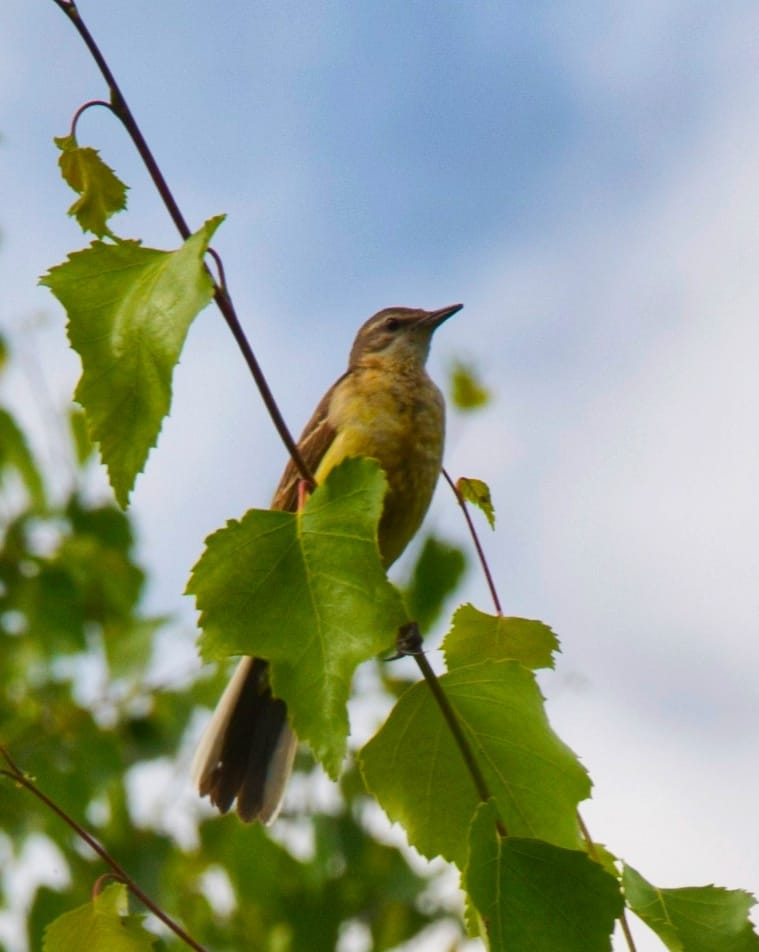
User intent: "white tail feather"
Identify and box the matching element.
[191,657,253,791]
[258,723,298,824]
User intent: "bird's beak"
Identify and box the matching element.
[421,303,463,329]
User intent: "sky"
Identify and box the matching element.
[2,2,759,950]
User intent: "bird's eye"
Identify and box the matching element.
[385,317,400,332]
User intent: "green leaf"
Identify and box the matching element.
[65,495,136,554]
[466,802,623,952]
[623,865,759,952]
[450,360,490,411]
[188,457,408,776]
[30,887,73,952]
[456,476,495,528]
[43,882,156,952]
[56,529,144,622]
[0,408,46,508]
[103,616,165,678]
[443,604,559,671]
[194,805,441,952]
[40,216,223,507]
[55,134,128,237]
[0,498,145,660]
[403,535,467,632]
[360,659,589,866]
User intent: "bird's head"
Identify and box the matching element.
[348,303,462,370]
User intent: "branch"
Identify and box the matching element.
[0,746,208,952]
[445,471,638,947]
[442,468,502,615]
[50,0,314,488]
[395,623,507,838]
[70,99,114,136]
[577,812,638,952]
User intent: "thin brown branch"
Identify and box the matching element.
[618,913,639,952]
[396,623,507,837]
[442,468,502,614]
[69,98,114,138]
[206,247,228,294]
[51,0,314,488]
[577,809,601,862]
[0,746,208,952]
[577,810,638,952]
[91,872,125,900]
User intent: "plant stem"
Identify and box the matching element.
[446,476,639,946]
[577,808,638,952]
[50,0,314,488]
[442,468,502,615]
[0,747,208,952]
[618,913,639,952]
[396,623,507,837]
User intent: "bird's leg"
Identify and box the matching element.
[296,478,312,511]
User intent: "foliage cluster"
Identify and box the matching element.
[0,345,459,950]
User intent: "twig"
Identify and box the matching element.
[49,7,637,948]
[91,872,125,900]
[617,912,639,952]
[442,468,502,615]
[0,746,208,952]
[50,0,314,489]
[395,623,507,837]
[445,471,639,945]
[70,99,115,137]
[577,812,638,952]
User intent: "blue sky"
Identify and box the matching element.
[2,3,759,949]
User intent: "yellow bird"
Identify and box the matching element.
[192,303,462,821]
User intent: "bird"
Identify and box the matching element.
[191,302,462,822]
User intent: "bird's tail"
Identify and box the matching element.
[191,657,297,823]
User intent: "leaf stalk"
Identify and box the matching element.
[442,468,502,615]
[0,746,208,952]
[396,623,508,837]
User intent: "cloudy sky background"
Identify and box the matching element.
[2,2,759,949]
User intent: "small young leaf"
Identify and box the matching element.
[466,802,623,952]
[623,865,759,951]
[41,215,224,507]
[443,603,559,670]
[0,408,46,508]
[450,360,490,410]
[55,134,128,237]
[360,660,589,867]
[403,535,467,632]
[43,882,156,952]
[456,476,495,528]
[188,457,407,777]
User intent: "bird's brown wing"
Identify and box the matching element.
[270,372,347,512]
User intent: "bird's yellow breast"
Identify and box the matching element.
[315,362,445,567]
